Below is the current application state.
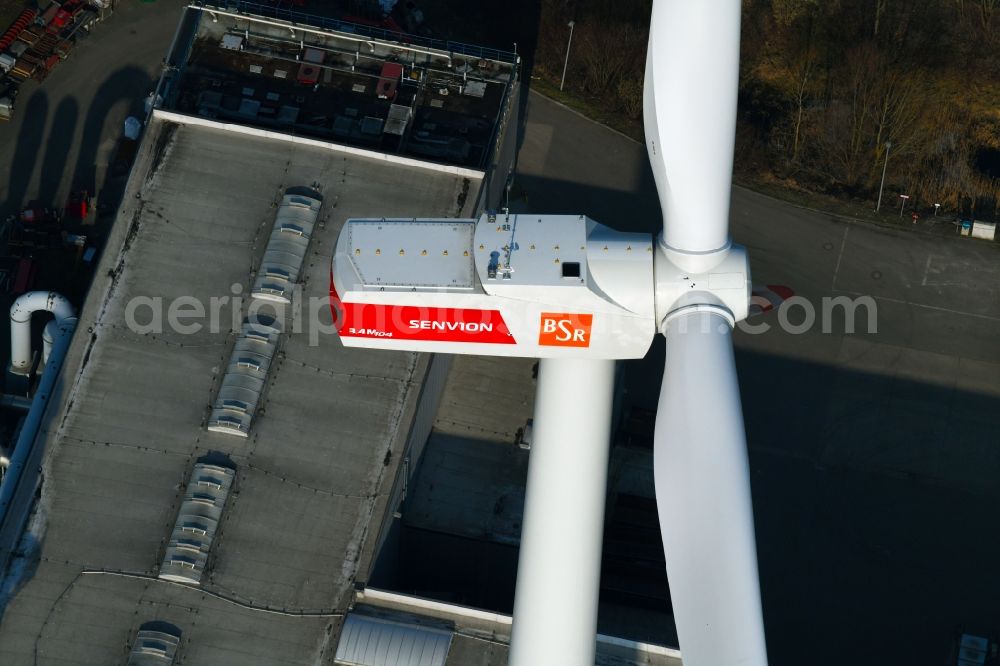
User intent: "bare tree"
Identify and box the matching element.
[790,37,816,162]
[869,66,924,181]
[840,43,881,184]
[574,22,645,94]
[874,0,888,36]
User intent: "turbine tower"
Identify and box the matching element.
[330,1,768,664]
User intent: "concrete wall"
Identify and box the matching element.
[152,109,485,179]
[474,76,521,213]
[362,352,454,584]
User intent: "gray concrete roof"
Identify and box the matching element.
[0,118,479,665]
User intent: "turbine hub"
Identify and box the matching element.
[653,239,751,333]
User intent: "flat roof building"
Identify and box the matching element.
[0,111,482,663]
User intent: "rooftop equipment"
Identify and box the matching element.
[251,191,322,304]
[376,62,403,101]
[8,291,75,377]
[206,318,281,437]
[127,626,181,665]
[159,463,235,584]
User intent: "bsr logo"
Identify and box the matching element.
[538,313,593,347]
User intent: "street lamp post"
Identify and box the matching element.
[560,20,576,92]
[875,141,891,213]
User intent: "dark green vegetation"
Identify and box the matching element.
[533,0,1000,218]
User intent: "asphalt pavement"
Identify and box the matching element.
[517,89,1000,666]
[0,0,187,224]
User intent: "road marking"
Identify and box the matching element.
[839,291,1000,323]
[918,255,968,288]
[921,255,932,286]
[831,226,849,290]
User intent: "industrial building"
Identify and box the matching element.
[0,3,680,664]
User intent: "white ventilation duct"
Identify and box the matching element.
[42,320,58,366]
[10,292,75,372]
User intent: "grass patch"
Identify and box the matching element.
[733,171,963,235]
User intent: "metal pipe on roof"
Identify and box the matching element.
[248,49,390,82]
[239,28,508,84]
[0,318,76,538]
[9,292,75,373]
[197,5,451,63]
[0,395,31,412]
[41,320,57,366]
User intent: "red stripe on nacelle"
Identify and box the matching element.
[330,274,516,344]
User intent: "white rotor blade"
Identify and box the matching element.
[643,0,741,254]
[654,310,767,665]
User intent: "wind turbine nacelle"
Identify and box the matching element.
[331,214,658,359]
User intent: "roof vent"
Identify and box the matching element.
[251,191,322,304]
[159,463,235,585]
[127,625,181,665]
[207,319,280,437]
